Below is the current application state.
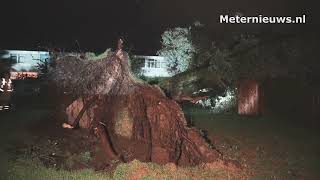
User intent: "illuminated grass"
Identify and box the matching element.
[7,158,248,180]
[7,158,111,180]
[111,160,247,180]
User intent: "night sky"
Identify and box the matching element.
[0,0,318,54]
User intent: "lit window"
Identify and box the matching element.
[147,59,154,68]
[147,59,161,68]
[18,55,25,63]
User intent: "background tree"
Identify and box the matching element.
[160,31,318,102]
[0,50,15,77]
[129,56,145,78]
[157,27,196,75]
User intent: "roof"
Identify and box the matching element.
[2,50,49,55]
[133,55,166,61]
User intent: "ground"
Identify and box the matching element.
[1,103,319,179]
[185,106,320,179]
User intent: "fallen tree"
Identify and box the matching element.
[50,42,221,166]
[159,33,308,102]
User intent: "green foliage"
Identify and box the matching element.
[188,31,315,88]
[233,35,310,80]
[130,56,145,78]
[192,43,237,86]
[0,51,16,76]
[85,49,112,61]
[143,77,168,85]
[157,27,197,75]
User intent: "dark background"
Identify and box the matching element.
[0,0,318,54]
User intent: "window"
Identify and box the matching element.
[147,59,154,68]
[18,55,25,63]
[147,59,161,68]
[9,54,18,63]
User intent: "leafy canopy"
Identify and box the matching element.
[157,27,197,75]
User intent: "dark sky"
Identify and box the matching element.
[0,0,318,54]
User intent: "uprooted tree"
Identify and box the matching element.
[49,40,221,166]
[160,33,318,102]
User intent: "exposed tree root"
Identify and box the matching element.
[55,48,222,166]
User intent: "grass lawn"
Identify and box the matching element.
[185,106,320,179]
[1,106,319,179]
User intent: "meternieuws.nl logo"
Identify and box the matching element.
[220,15,306,24]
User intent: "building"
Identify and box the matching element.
[0,50,50,79]
[0,51,171,78]
[133,55,171,77]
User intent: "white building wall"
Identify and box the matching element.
[133,55,171,77]
[2,51,170,77]
[1,50,50,72]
